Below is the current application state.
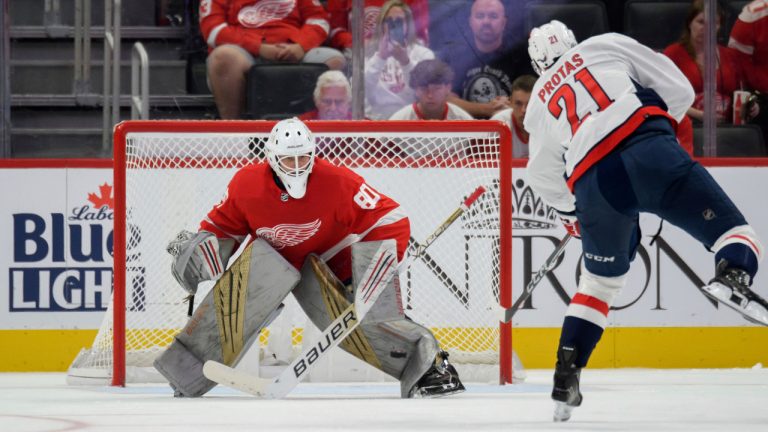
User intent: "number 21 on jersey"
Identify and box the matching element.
[548,68,613,136]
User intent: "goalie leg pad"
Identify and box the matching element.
[367,319,442,398]
[154,238,300,397]
[292,241,442,397]
[152,337,208,397]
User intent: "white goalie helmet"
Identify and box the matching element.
[528,20,577,75]
[265,117,316,199]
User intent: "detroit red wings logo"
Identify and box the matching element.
[238,0,295,28]
[256,219,322,249]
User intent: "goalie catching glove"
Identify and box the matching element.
[167,230,233,295]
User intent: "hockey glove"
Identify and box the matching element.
[557,210,581,238]
[167,230,226,295]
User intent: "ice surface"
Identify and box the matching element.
[2,368,767,431]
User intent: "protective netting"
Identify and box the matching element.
[67,121,514,385]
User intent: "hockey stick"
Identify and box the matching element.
[409,185,486,261]
[202,242,398,399]
[499,234,572,323]
[404,185,486,307]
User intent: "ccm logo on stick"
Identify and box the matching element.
[293,309,357,378]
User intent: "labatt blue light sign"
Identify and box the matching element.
[10,183,115,312]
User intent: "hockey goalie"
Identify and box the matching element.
[153,118,465,399]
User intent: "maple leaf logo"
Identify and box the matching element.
[88,183,115,210]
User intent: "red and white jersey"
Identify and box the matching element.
[523,33,694,212]
[200,158,409,281]
[728,0,768,92]
[199,0,330,54]
[326,0,429,50]
[490,108,529,158]
[389,102,473,120]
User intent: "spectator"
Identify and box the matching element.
[388,60,471,158]
[200,0,346,119]
[364,0,435,120]
[729,0,768,143]
[729,0,768,93]
[489,74,536,158]
[300,70,352,120]
[327,0,430,55]
[437,0,535,119]
[663,0,745,124]
[390,59,473,120]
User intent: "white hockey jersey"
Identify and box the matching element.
[523,33,695,213]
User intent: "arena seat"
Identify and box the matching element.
[693,125,767,157]
[624,1,690,51]
[523,0,610,42]
[244,63,329,120]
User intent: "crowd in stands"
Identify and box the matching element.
[192,0,768,157]
[364,0,435,119]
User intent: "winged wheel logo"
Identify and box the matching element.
[256,219,322,249]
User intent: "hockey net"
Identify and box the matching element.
[67,120,515,386]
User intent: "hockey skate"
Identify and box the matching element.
[701,260,768,326]
[552,346,582,422]
[409,351,465,398]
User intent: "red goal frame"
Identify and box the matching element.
[112,120,514,386]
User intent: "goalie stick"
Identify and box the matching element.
[498,234,571,323]
[202,242,397,399]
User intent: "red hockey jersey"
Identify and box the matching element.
[728,0,768,92]
[199,0,331,55]
[200,158,410,281]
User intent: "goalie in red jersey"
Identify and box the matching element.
[154,118,464,399]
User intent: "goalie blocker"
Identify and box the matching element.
[155,238,465,398]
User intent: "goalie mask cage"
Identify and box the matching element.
[68,120,513,386]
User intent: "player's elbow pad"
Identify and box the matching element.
[167,230,233,295]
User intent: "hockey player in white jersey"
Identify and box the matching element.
[524,21,768,422]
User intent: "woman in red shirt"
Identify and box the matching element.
[663,0,745,124]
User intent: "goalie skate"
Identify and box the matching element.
[552,346,582,422]
[701,263,768,327]
[409,352,465,398]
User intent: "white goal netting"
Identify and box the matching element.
[67,120,518,385]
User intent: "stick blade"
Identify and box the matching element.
[203,360,275,398]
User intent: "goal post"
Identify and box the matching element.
[75,120,513,386]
